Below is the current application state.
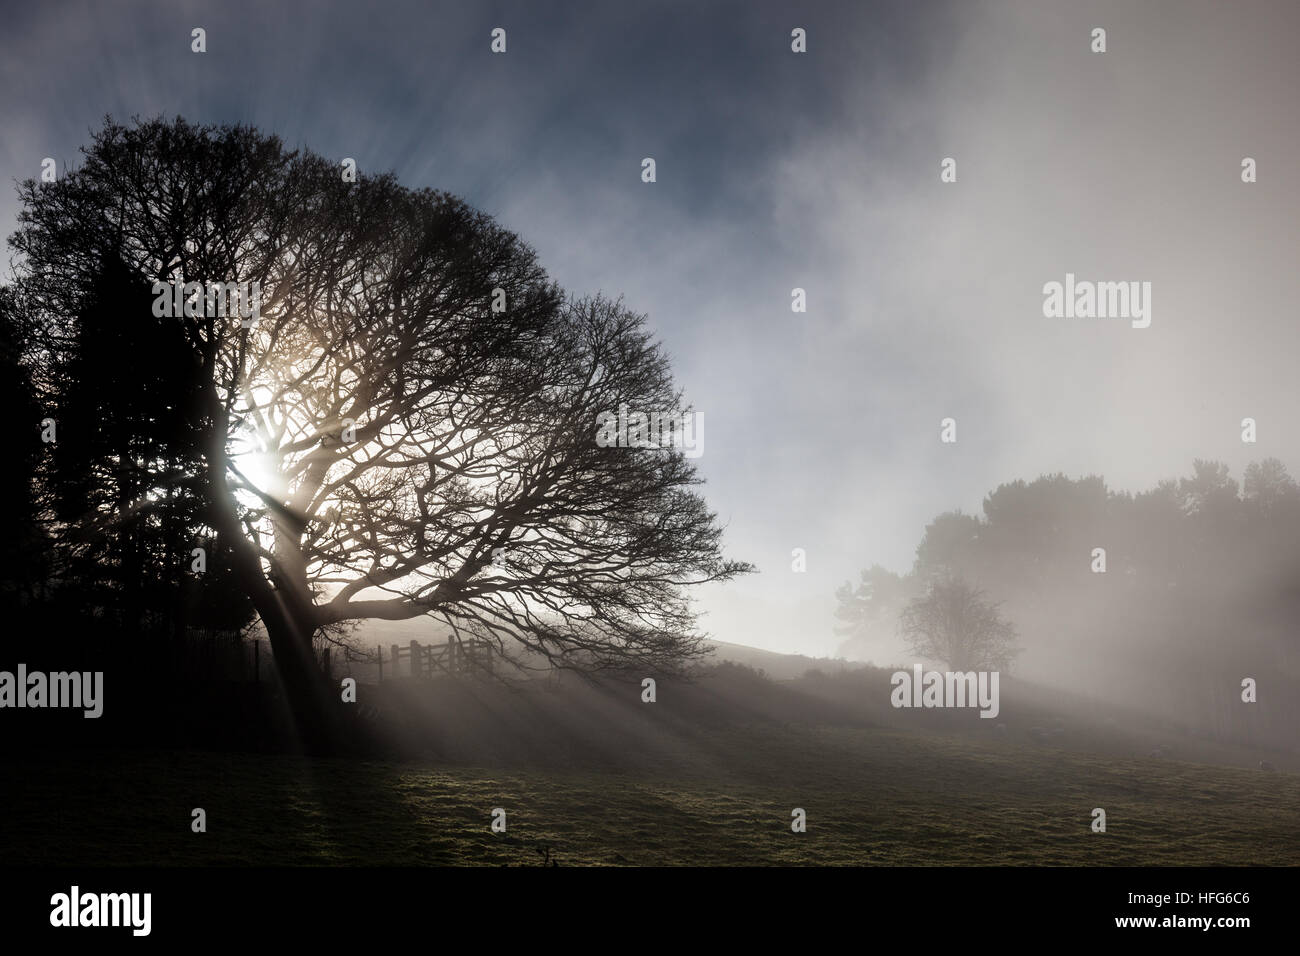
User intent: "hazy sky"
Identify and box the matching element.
[4,0,1298,657]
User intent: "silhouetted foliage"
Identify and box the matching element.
[38,248,254,633]
[9,116,749,749]
[0,287,48,605]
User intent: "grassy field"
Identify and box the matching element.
[5,722,1298,866]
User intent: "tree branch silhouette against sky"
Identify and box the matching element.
[11,117,751,743]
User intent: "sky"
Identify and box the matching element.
[3,0,1298,658]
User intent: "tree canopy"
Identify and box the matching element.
[10,116,750,745]
[897,577,1019,672]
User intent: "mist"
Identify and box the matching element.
[2,0,1298,892]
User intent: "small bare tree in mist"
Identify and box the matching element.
[898,578,1019,671]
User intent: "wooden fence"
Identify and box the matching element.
[157,630,497,686]
[320,636,496,682]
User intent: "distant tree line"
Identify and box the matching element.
[837,461,1300,742]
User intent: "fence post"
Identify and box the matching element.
[448,637,458,674]
[409,639,420,678]
[377,645,384,682]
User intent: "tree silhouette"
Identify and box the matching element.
[833,564,912,660]
[913,511,982,582]
[11,116,750,749]
[0,286,48,607]
[842,462,1300,748]
[898,577,1019,672]
[1243,457,1298,515]
[37,247,254,635]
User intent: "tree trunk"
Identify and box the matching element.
[257,591,344,754]
[201,399,345,754]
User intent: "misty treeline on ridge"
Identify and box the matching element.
[836,461,1300,747]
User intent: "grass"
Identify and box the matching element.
[4,722,1298,866]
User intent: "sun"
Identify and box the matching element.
[229,437,285,508]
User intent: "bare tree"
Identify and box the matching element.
[897,577,1019,671]
[12,116,751,747]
